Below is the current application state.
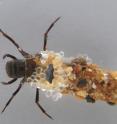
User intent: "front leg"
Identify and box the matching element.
[35,88,53,120]
[1,54,17,85]
[1,78,17,85]
[43,17,60,51]
[1,78,25,113]
[0,29,30,58]
[3,54,17,60]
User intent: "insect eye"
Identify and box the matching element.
[45,64,54,84]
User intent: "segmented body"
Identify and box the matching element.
[1,18,116,119]
[26,50,117,104]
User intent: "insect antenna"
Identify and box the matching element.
[43,17,61,51]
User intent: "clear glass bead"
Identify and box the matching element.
[51,91,63,101]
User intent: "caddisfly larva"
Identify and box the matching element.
[0,17,117,120]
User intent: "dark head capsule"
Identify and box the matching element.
[6,59,36,78]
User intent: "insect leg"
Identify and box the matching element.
[35,88,53,120]
[1,78,17,85]
[3,54,17,60]
[43,17,61,51]
[0,29,30,57]
[1,78,25,113]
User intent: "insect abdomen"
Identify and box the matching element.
[6,60,25,78]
